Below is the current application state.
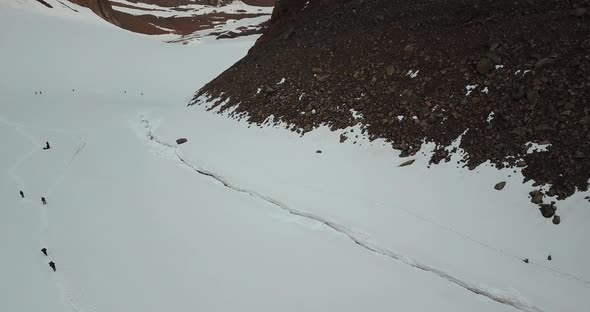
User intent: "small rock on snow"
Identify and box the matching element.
[339,134,348,143]
[494,181,506,190]
[399,159,415,167]
[539,203,556,218]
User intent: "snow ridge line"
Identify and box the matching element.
[139,117,545,312]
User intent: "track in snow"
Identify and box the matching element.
[139,116,546,312]
[0,116,90,312]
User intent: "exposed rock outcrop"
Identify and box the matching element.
[67,0,272,38]
[194,0,590,212]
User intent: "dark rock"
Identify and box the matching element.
[316,150,322,153]
[399,159,416,167]
[526,90,539,105]
[511,128,526,137]
[512,87,526,100]
[529,190,544,204]
[311,67,323,74]
[578,116,590,125]
[571,7,587,17]
[531,194,544,204]
[386,65,395,76]
[535,58,555,69]
[552,215,561,225]
[523,258,529,263]
[516,160,527,167]
[339,133,348,143]
[494,181,506,190]
[476,58,494,74]
[489,41,500,51]
[539,203,556,218]
[281,27,294,40]
[471,97,481,104]
[404,44,415,53]
[485,52,501,64]
[547,255,552,261]
[176,138,188,145]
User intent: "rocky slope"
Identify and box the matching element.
[67,0,273,42]
[195,0,590,220]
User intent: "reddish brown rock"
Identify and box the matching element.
[67,0,271,36]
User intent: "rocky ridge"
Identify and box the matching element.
[67,0,273,41]
[194,0,590,221]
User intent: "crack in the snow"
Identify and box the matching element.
[140,117,546,312]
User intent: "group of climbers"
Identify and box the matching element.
[18,140,56,272]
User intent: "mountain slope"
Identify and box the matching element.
[64,0,273,42]
[196,0,590,210]
[2,2,590,312]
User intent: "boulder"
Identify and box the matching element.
[339,134,348,143]
[530,190,544,204]
[176,138,188,145]
[539,203,556,218]
[494,181,506,190]
[399,159,415,167]
[476,58,494,74]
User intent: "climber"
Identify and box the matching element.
[49,261,56,272]
[41,248,48,256]
[43,141,50,150]
[19,190,24,198]
[41,197,47,205]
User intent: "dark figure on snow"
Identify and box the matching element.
[41,248,48,256]
[35,91,38,95]
[39,91,42,95]
[49,261,56,272]
[41,197,47,205]
[19,190,24,198]
[43,141,50,150]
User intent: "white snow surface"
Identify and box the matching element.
[1,4,590,312]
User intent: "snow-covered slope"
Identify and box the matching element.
[1,3,589,312]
